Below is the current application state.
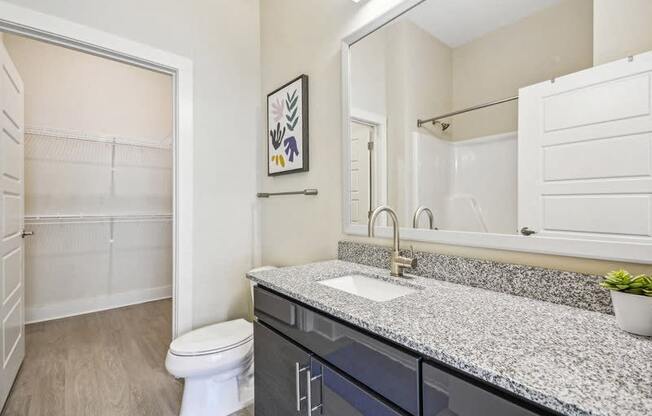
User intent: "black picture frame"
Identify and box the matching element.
[266,74,309,176]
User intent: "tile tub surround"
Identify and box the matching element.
[338,241,612,314]
[247,260,652,416]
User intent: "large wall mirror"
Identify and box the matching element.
[341,0,652,263]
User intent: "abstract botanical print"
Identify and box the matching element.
[267,75,309,175]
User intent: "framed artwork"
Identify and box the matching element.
[267,74,309,175]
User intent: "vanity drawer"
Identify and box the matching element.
[254,286,420,416]
[422,361,546,416]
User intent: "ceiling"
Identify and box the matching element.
[404,0,563,48]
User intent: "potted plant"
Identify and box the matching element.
[601,270,652,336]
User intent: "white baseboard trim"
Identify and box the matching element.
[26,285,172,324]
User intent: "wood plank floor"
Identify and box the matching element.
[1,300,253,416]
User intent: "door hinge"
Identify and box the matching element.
[367,141,374,150]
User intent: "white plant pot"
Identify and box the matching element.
[610,291,652,336]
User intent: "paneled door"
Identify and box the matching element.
[350,121,373,224]
[519,51,652,247]
[0,37,25,408]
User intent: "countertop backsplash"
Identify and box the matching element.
[338,240,612,314]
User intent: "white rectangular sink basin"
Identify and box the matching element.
[318,274,418,301]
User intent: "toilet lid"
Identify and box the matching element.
[170,319,253,356]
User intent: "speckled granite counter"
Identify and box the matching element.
[247,260,652,416]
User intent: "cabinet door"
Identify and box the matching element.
[255,287,420,415]
[310,358,406,416]
[422,362,542,416]
[254,322,312,416]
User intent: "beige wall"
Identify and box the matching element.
[386,20,452,221]
[350,27,387,117]
[4,0,262,328]
[260,0,651,277]
[593,0,652,65]
[451,0,593,140]
[4,34,172,143]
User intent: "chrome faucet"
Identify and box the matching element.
[412,206,435,229]
[368,206,417,277]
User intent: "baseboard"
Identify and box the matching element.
[26,285,172,324]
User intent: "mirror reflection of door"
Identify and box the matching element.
[350,120,374,224]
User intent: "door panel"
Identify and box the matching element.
[0,37,25,408]
[542,73,650,132]
[254,321,311,416]
[350,121,372,224]
[2,247,20,303]
[519,51,652,245]
[311,358,405,416]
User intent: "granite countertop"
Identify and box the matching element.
[247,260,652,416]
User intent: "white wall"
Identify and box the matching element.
[350,27,387,117]
[593,0,652,65]
[4,0,261,328]
[260,0,650,277]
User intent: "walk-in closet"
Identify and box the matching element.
[0,29,179,414]
[5,34,173,327]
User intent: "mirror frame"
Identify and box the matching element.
[340,0,651,264]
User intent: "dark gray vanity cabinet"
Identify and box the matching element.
[254,321,311,416]
[254,286,419,415]
[254,286,554,416]
[254,321,405,416]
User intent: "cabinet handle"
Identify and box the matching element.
[295,363,308,412]
[307,369,323,415]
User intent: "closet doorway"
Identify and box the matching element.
[8,32,175,321]
[0,30,179,413]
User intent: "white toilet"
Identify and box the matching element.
[165,266,274,416]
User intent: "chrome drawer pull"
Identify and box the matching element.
[307,371,323,414]
[295,363,308,412]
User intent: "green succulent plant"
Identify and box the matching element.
[601,270,652,296]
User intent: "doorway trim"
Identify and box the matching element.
[0,1,194,338]
[350,108,388,217]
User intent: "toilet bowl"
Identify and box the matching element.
[165,319,254,416]
[165,266,275,416]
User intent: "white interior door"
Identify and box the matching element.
[0,36,25,407]
[519,51,652,245]
[350,121,373,224]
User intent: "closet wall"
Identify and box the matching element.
[4,34,173,323]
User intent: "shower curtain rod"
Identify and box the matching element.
[417,95,518,128]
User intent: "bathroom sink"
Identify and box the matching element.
[318,274,419,301]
